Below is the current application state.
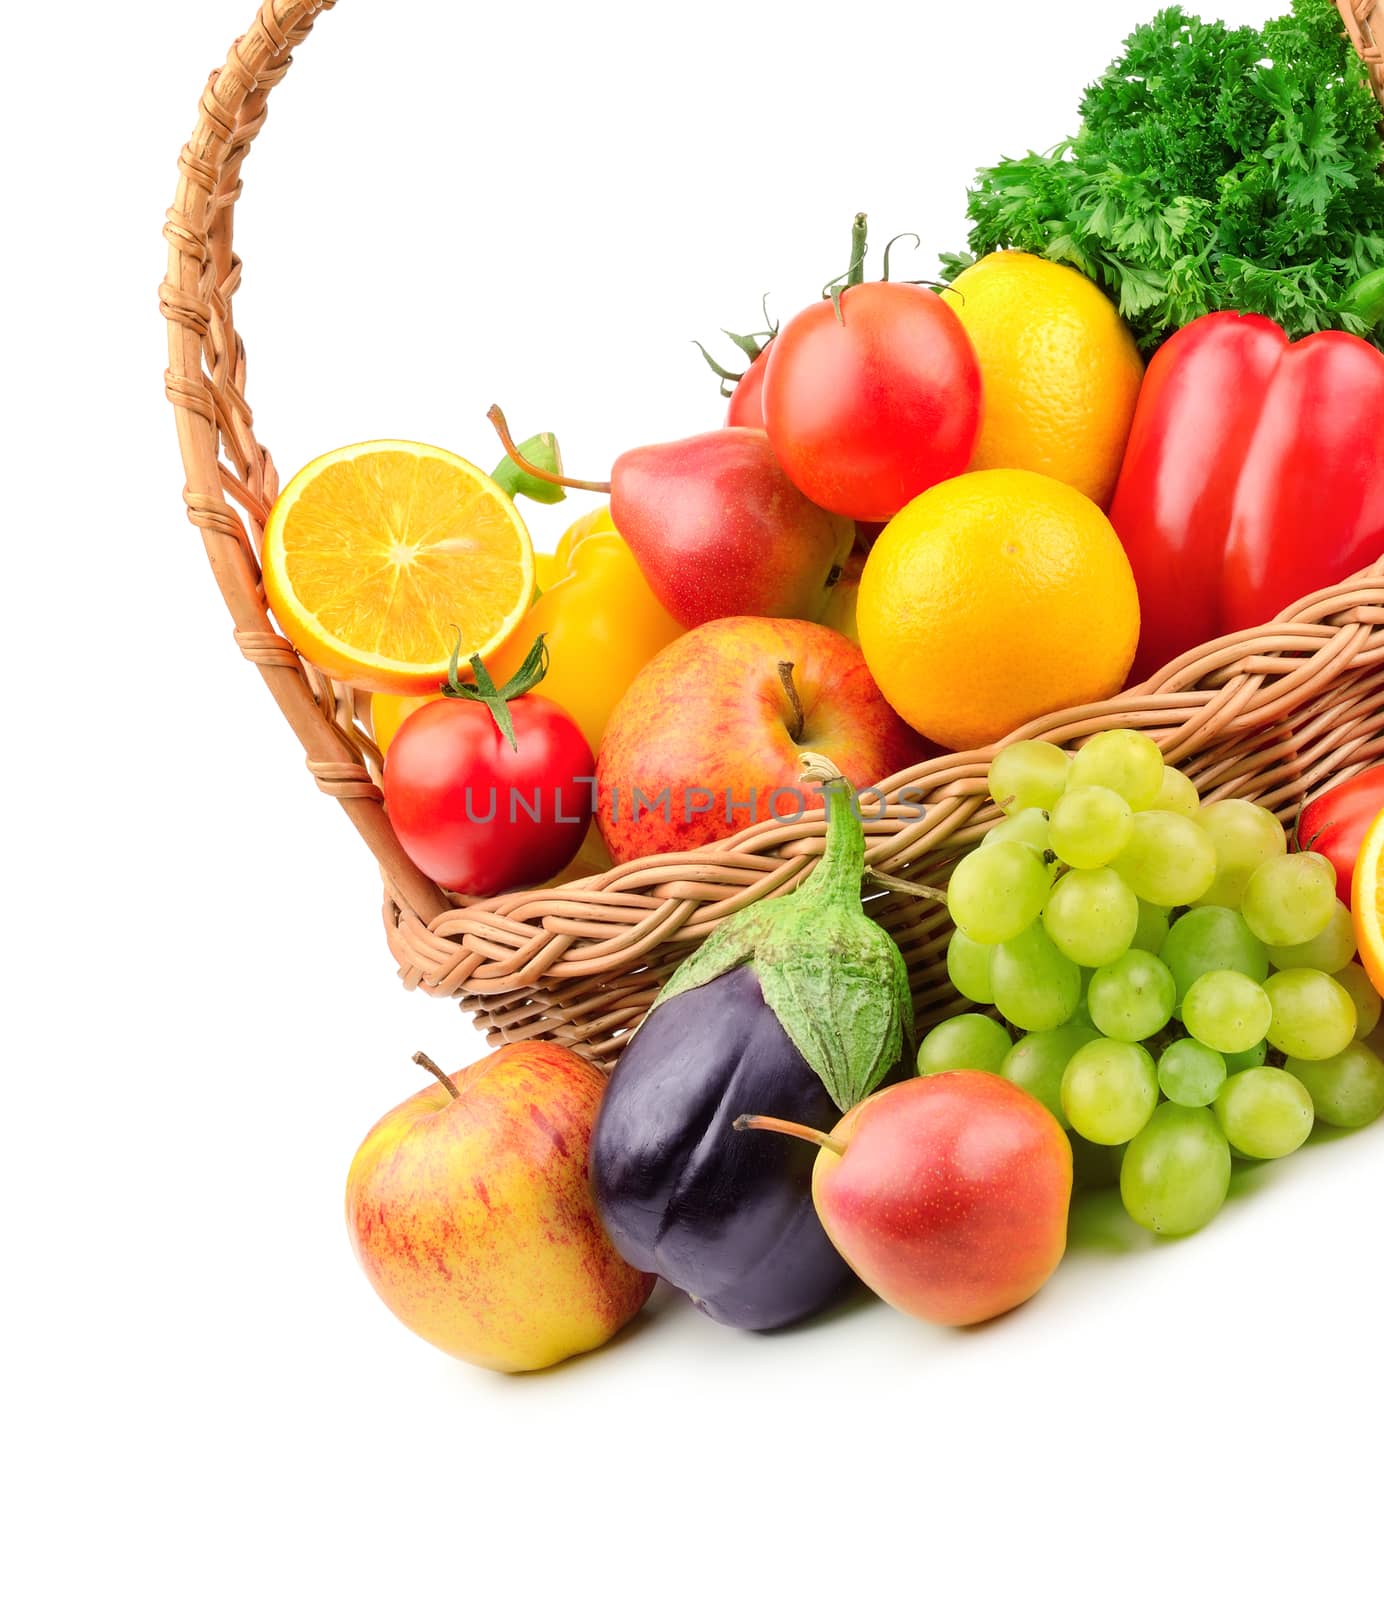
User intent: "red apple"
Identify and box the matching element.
[345,1043,654,1372]
[596,616,928,863]
[741,1073,1072,1326]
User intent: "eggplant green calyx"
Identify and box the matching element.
[490,430,568,506]
[440,631,548,752]
[650,751,913,1111]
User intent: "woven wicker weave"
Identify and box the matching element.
[164,0,1384,1063]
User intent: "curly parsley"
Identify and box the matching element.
[944,1,1384,351]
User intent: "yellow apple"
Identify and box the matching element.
[346,1042,653,1372]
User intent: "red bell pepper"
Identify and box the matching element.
[1108,311,1384,682]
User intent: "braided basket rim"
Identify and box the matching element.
[164,0,1384,1042]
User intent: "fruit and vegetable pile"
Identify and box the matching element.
[258,3,1384,1370]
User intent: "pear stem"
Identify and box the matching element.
[733,1113,845,1157]
[413,1050,460,1099]
[487,405,612,494]
[777,660,805,743]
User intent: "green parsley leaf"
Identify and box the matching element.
[948,0,1384,351]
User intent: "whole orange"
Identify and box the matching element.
[856,468,1140,751]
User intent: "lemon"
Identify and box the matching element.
[943,252,1144,506]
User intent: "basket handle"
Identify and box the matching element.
[160,0,451,929]
[1338,1,1384,107]
[162,1,1384,948]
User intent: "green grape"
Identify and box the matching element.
[1061,1039,1159,1144]
[1265,901,1357,974]
[1113,810,1217,907]
[1155,766,1201,818]
[1120,1104,1231,1235]
[1159,905,1269,999]
[1068,728,1165,810]
[1000,1022,1099,1127]
[1286,1041,1384,1129]
[991,923,1082,1032]
[1182,970,1272,1053]
[1195,799,1287,908]
[1263,969,1357,1061]
[1087,950,1177,1042]
[1157,1038,1227,1107]
[1241,852,1338,947]
[946,930,995,1005]
[947,840,1050,944]
[1048,785,1134,870]
[917,1013,1012,1076]
[1214,1066,1314,1158]
[982,808,1052,858]
[988,740,1070,815]
[1336,963,1383,1040]
[1224,1039,1269,1072]
[1041,868,1139,967]
[1131,899,1170,955]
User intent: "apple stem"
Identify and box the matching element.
[777,660,806,743]
[413,1050,460,1099]
[487,405,612,495]
[733,1113,846,1157]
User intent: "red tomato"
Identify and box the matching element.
[1296,766,1384,904]
[761,283,982,521]
[725,348,768,429]
[383,696,595,896]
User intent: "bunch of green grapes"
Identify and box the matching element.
[918,730,1384,1238]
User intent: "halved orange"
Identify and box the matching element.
[1354,806,1384,1000]
[262,440,534,695]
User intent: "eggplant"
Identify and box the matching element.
[590,752,914,1331]
[591,963,854,1330]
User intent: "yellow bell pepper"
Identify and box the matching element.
[369,688,436,759]
[486,510,683,757]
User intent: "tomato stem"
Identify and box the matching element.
[823,213,870,322]
[846,213,868,288]
[487,405,612,494]
[440,630,550,751]
[881,232,920,283]
[414,1051,461,1099]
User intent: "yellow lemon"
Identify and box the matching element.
[943,252,1144,506]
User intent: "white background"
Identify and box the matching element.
[8,1,1382,1594]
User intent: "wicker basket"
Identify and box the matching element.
[164,0,1384,1064]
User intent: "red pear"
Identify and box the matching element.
[610,428,854,629]
[738,1072,1071,1326]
